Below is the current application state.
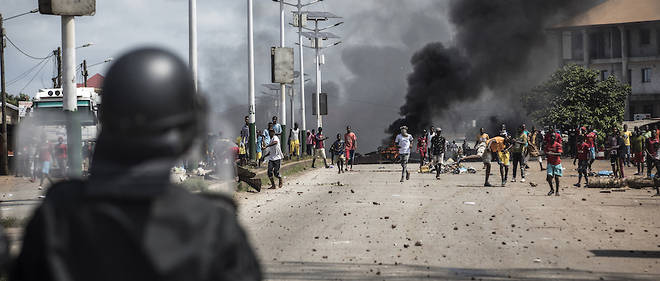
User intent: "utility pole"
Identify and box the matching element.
[289,85,295,131]
[52,47,61,88]
[247,0,257,160]
[299,12,341,130]
[62,16,81,177]
[81,59,88,87]
[0,14,8,175]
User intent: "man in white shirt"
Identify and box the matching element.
[265,128,284,189]
[395,126,414,182]
[427,126,435,164]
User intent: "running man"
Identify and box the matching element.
[545,133,563,196]
[395,126,413,182]
[417,130,428,169]
[475,128,489,168]
[264,128,284,189]
[431,128,446,179]
[427,126,435,163]
[511,126,528,183]
[344,126,358,171]
[331,134,346,174]
[574,135,589,187]
[486,135,511,187]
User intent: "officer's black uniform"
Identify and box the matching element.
[11,49,262,281]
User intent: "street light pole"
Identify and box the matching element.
[62,16,82,177]
[314,20,322,129]
[296,0,307,152]
[278,0,287,155]
[247,0,257,160]
[189,0,198,91]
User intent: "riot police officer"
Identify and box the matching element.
[12,48,261,281]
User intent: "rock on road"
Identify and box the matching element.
[237,163,660,280]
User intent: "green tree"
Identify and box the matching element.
[5,93,31,106]
[522,64,630,139]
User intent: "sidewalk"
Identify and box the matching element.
[0,176,46,221]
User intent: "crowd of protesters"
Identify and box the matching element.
[13,135,96,188]
[392,122,660,197]
[236,115,358,188]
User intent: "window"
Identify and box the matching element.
[644,105,654,115]
[600,70,609,81]
[642,68,652,83]
[640,28,651,45]
[628,69,632,86]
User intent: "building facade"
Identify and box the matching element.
[553,0,660,120]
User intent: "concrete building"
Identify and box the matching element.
[552,0,660,120]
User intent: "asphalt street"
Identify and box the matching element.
[237,162,660,280]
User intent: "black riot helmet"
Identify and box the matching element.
[94,48,206,164]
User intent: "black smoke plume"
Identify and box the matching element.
[388,0,600,137]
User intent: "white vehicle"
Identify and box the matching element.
[29,87,101,142]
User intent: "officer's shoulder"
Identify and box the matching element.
[43,179,86,202]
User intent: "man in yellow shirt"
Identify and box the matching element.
[622,124,632,167]
[483,135,512,187]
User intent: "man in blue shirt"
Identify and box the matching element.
[272,116,282,136]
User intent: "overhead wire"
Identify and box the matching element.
[6,55,52,86]
[4,34,52,60]
[16,57,51,94]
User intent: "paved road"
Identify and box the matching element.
[237,162,660,280]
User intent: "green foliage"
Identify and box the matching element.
[5,93,31,106]
[522,64,630,138]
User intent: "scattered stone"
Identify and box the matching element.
[415,241,423,246]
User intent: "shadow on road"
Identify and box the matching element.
[590,250,660,259]
[264,261,659,280]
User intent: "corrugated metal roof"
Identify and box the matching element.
[555,0,660,28]
[623,118,660,129]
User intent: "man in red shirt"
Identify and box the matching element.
[585,128,597,172]
[647,130,660,196]
[545,133,563,196]
[37,139,54,189]
[344,126,357,171]
[574,135,590,187]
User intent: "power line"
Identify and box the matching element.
[16,57,51,94]
[2,9,39,22]
[4,35,52,60]
[6,56,51,86]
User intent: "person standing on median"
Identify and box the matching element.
[395,126,413,182]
